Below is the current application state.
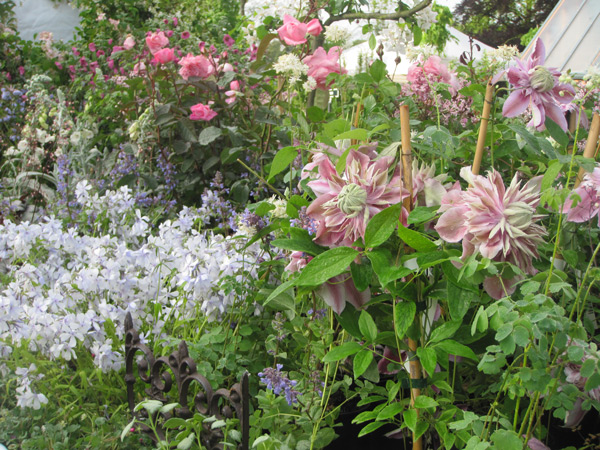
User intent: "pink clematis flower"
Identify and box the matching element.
[500,38,575,131]
[190,102,217,121]
[277,15,321,46]
[146,31,169,54]
[303,46,347,90]
[178,53,215,80]
[563,165,600,225]
[435,167,546,299]
[307,149,408,248]
[316,274,370,315]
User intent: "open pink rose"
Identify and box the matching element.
[303,46,347,90]
[152,48,175,65]
[123,35,135,50]
[178,54,215,80]
[146,31,169,54]
[277,15,321,46]
[190,103,217,121]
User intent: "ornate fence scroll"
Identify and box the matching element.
[124,312,250,450]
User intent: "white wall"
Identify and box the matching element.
[14,0,81,41]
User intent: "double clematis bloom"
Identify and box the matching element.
[435,167,546,299]
[303,47,347,90]
[307,149,407,248]
[500,38,575,131]
[277,15,322,46]
[563,165,600,225]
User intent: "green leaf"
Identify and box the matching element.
[307,106,325,122]
[545,117,569,147]
[542,160,562,191]
[359,310,378,342]
[270,238,324,256]
[447,283,475,321]
[415,421,429,440]
[417,347,437,376]
[435,340,478,361]
[268,146,298,181]
[198,126,222,145]
[367,248,412,286]
[408,206,438,225]
[429,321,461,343]
[323,118,351,138]
[364,203,403,247]
[177,432,196,450]
[376,402,404,421]
[413,395,438,409]
[398,224,437,252]
[297,247,359,287]
[354,349,374,378]
[178,120,197,143]
[358,421,386,437]
[403,409,417,432]
[394,301,416,340]
[351,260,372,292]
[490,430,523,450]
[323,341,363,362]
[255,201,275,217]
[264,279,295,306]
[333,128,368,142]
[581,358,596,378]
[121,418,136,441]
[585,372,600,392]
[368,33,376,50]
[370,59,387,83]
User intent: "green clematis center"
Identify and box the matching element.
[530,66,555,93]
[337,183,367,218]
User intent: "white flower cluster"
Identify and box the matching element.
[405,44,438,62]
[484,45,519,65]
[583,65,600,89]
[325,23,351,47]
[379,21,412,55]
[14,364,49,410]
[244,0,308,25]
[0,181,266,405]
[273,54,309,85]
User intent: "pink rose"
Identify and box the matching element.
[89,42,96,52]
[172,17,179,27]
[178,53,215,80]
[146,31,169,54]
[152,47,175,65]
[190,103,217,121]
[132,61,147,76]
[181,31,190,40]
[306,18,322,37]
[303,46,347,90]
[277,15,309,46]
[223,34,235,47]
[225,80,241,104]
[123,36,135,50]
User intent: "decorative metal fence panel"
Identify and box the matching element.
[124,312,250,450]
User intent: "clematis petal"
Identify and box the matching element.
[502,90,530,118]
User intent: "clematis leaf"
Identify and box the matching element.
[297,247,359,286]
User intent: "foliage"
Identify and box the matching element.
[454,0,559,49]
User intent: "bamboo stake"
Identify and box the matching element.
[472,80,495,176]
[574,112,600,188]
[351,102,363,146]
[400,105,422,450]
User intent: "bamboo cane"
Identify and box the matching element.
[472,80,495,176]
[351,102,363,146]
[400,105,422,450]
[574,112,600,188]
